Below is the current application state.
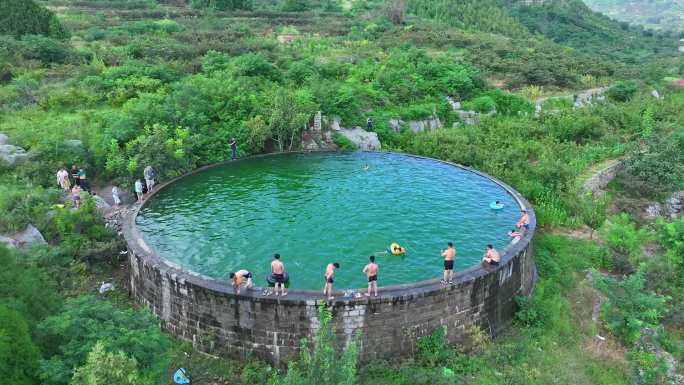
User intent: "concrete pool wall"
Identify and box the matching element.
[122,152,536,363]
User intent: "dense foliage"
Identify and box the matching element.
[0,0,69,39]
[0,0,682,384]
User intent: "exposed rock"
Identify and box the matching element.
[664,191,684,219]
[0,133,8,145]
[64,139,83,149]
[389,118,403,133]
[14,224,46,246]
[0,235,17,249]
[636,328,684,385]
[0,143,29,165]
[651,90,661,99]
[338,127,381,150]
[92,194,111,211]
[581,158,625,195]
[445,96,461,111]
[408,118,442,133]
[457,110,479,125]
[330,116,342,131]
[645,203,662,220]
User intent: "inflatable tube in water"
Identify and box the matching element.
[266,272,290,285]
[389,242,405,255]
[489,202,504,210]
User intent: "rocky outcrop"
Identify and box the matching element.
[0,224,47,249]
[337,127,381,150]
[636,328,684,385]
[581,158,625,195]
[389,118,443,133]
[0,135,29,165]
[646,190,684,220]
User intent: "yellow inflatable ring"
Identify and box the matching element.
[390,243,405,255]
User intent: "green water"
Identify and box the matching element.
[137,152,519,290]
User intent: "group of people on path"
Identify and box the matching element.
[56,165,90,209]
[57,164,157,208]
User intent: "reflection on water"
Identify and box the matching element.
[137,152,519,289]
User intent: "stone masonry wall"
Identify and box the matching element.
[123,154,536,363]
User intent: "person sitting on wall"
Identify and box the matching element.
[516,210,530,230]
[508,228,521,244]
[482,244,501,266]
[230,269,253,294]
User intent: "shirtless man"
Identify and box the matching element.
[362,255,378,297]
[271,254,287,296]
[441,242,456,284]
[508,228,521,244]
[482,244,501,266]
[323,262,340,300]
[229,269,253,294]
[516,210,530,230]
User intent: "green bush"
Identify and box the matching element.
[191,0,253,11]
[0,0,69,39]
[462,95,495,113]
[71,342,151,385]
[607,81,639,102]
[594,271,668,345]
[0,305,41,385]
[599,214,648,273]
[37,295,171,385]
[333,133,357,150]
[52,197,118,260]
[273,306,358,385]
[622,127,684,197]
[416,326,451,367]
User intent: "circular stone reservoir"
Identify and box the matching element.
[136,152,520,290]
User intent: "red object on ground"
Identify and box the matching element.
[674,79,684,86]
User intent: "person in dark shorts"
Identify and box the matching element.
[482,244,501,266]
[271,254,287,296]
[229,138,237,160]
[441,242,456,284]
[362,255,378,297]
[323,262,339,300]
[230,269,253,294]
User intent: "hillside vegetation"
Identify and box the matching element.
[584,0,684,31]
[0,0,682,384]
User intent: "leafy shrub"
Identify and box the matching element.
[607,80,638,102]
[462,95,495,113]
[0,184,56,233]
[38,295,171,385]
[416,326,451,367]
[599,214,648,273]
[19,35,73,64]
[593,271,668,345]
[622,127,684,197]
[52,197,118,260]
[0,246,62,325]
[71,342,151,385]
[0,0,69,39]
[273,306,358,385]
[0,305,41,385]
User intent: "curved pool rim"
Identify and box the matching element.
[123,151,537,301]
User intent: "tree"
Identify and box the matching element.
[574,192,608,239]
[0,0,68,39]
[38,295,171,385]
[70,342,151,385]
[0,305,41,385]
[384,0,407,25]
[265,88,317,152]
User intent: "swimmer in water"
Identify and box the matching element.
[363,164,370,171]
